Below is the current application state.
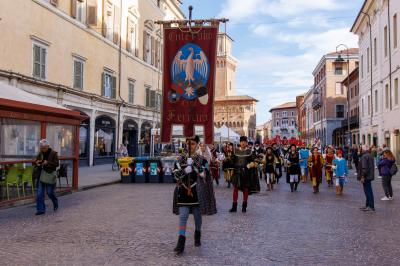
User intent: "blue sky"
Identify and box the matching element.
[181,0,365,124]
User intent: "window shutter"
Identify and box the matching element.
[113,6,120,44]
[101,73,105,96]
[111,76,117,99]
[40,48,46,79]
[151,36,155,66]
[154,40,159,68]
[146,88,150,107]
[87,3,97,26]
[143,31,148,62]
[150,90,156,107]
[74,61,83,89]
[33,45,40,77]
[50,0,59,6]
[71,0,77,18]
[126,19,132,52]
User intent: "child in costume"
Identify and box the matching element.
[333,150,348,195]
[263,147,276,191]
[308,147,325,194]
[223,142,235,188]
[299,145,311,183]
[287,144,301,192]
[324,147,335,187]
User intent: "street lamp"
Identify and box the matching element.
[335,44,352,169]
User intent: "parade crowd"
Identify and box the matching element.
[172,135,398,255]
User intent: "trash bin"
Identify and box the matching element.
[118,157,134,183]
[160,156,178,183]
[133,157,149,183]
[148,157,161,183]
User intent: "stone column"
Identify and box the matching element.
[89,110,96,166]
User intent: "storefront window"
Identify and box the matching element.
[94,116,115,158]
[79,119,89,159]
[0,118,40,161]
[46,124,75,157]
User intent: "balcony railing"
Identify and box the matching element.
[312,97,322,109]
[341,115,359,127]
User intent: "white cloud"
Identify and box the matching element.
[277,28,359,54]
[219,0,348,21]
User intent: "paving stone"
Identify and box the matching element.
[0,170,399,265]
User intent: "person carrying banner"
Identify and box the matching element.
[172,136,217,255]
[299,144,311,183]
[272,143,283,184]
[222,142,235,188]
[308,147,325,194]
[287,144,301,192]
[263,146,276,191]
[230,136,253,213]
[324,146,335,187]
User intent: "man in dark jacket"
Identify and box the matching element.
[358,145,375,212]
[35,139,59,215]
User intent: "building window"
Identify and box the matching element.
[375,90,378,113]
[32,43,47,80]
[127,19,138,56]
[335,82,343,95]
[76,0,87,24]
[291,111,294,116]
[335,66,343,75]
[336,105,345,118]
[385,84,389,109]
[395,78,399,106]
[361,55,364,78]
[394,14,398,49]
[368,95,371,115]
[291,120,295,126]
[128,80,134,103]
[282,111,287,118]
[73,59,84,90]
[362,98,365,117]
[374,37,377,66]
[276,112,279,118]
[384,25,388,58]
[367,47,370,73]
[102,72,116,99]
[146,87,156,108]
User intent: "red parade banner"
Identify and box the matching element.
[161,26,218,144]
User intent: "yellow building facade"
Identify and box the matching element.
[0,0,184,165]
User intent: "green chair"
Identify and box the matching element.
[5,166,22,200]
[21,166,34,197]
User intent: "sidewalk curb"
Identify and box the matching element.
[78,180,121,191]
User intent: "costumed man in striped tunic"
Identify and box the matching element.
[229,136,253,213]
[324,146,335,187]
[308,147,325,194]
[172,136,217,255]
[223,142,235,188]
[263,146,276,191]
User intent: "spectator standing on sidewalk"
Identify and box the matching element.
[378,150,396,201]
[358,145,375,212]
[351,145,359,175]
[34,139,59,216]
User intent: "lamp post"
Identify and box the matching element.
[335,44,352,169]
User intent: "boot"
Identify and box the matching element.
[294,182,299,191]
[336,186,340,195]
[174,235,186,255]
[313,186,317,194]
[290,182,294,192]
[229,202,237,213]
[227,182,231,188]
[194,230,201,247]
[340,186,344,195]
[242,202,247,213]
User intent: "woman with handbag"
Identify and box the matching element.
[34,139,59,215]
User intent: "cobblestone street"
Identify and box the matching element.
[1,171,400,265]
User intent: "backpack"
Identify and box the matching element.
[390,163,398,176]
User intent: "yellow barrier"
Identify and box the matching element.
[118,157,134,176]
